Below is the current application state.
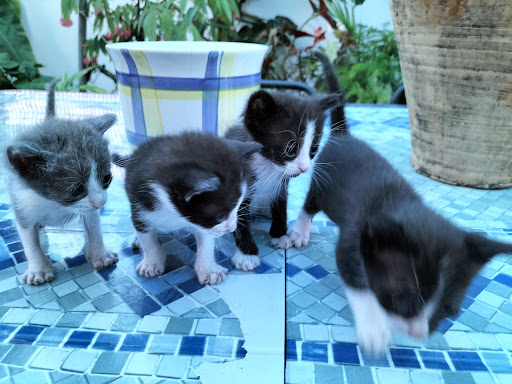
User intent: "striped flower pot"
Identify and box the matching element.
[107,42,268,146]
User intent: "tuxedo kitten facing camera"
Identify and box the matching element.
[281,52,512,355]
[4,80,118,285]
[224,53,342,271]
[114,133,261,285]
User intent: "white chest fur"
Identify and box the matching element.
[249,153,284,216]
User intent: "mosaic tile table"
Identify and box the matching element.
[286,106,512,384]
[0,90,284,384]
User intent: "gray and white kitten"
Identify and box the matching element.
[4,80,118,285]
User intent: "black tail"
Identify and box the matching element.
[45,79,59,119]
[112,153,130,167]
[312,51,348,134]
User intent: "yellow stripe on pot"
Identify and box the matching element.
[220,51,238,77]
[140,89,203,101]
[118,84,132,97]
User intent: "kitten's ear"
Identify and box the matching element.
[361,216,407,257]
[173,168,221,203]
[464,232,512,264]
[224,139,262,159]
[317,94,343,111]
[6,145,47,176]
[86,113,117,134]
[244,90,277,127]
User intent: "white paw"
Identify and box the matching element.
[136,257,165,277]
[88,249,118,270]
[23,266,54,286]
[270,236,292,249]
[357,320,391,356]
[231,251,261,271]
[287,226,310,248]
[195,262,228,285]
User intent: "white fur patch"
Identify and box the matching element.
[250,153,284,215]
[208,183,247,238]
[231,250,261,271]
[286,120,315,176]
[280,209,313,249]
[345,286,391,356]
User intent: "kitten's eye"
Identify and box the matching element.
[102,173,112,189]
[71,184,86,199]
[311,145,319,155]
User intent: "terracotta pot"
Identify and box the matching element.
[389,0,512,189]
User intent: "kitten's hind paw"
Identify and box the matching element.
[88,250,118,270]
[136,258,165,278]
[23,267,54,286]
[357,324,391,357]
[287,226,310,248]
[195,263,228,285]
[271,236,292,250]
[231,251,261,271]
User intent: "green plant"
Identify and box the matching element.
[0,0,52,89]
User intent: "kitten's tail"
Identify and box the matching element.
[312,51,348,134]
[112,153,130,168]
[45,79,60,119]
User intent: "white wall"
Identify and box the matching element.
[19,0,392,92]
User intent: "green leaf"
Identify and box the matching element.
[190,24,203,41]
[185,6,198,25]
[160,11,174,40]
[143,8,158,41]
[219,0,232,23]
[0,52,18,69]
[69,66,95,83]
[227,0,240,17]
[179,0,187,13]
[13,75,53,90]
[78,84,109,93]
[7,0,21,18]
[61,0,78,20]
[106,12,116,33]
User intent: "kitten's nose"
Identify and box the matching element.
[90,198,105,210]
[299,164,309,173]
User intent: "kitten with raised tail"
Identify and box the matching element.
[224,54,343,272]
[281,52,512,355]
[3,80,119,285]
[113,132,261,285]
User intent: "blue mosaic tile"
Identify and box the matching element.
[2,233,20,244]
[0,204,9,211]
[286,263,301,277]
[0,227,16,237]
[178,278,203,294]
[12,251,26,263]
[119,333,149,352]
[494,273,512,288]
[466,275,491,298]
[332,343,360,365]
[437,319,453,334]
[98,265,126,281]
[6,242,23,253]
[162,266,196,286]
[0,325,16,342]
[218,258,235,272]
[155,287,184,306]
[206,337,234,357]
[301,342,328,363]
[64,330,96,349]
[36,328,70,347]
[0,258,15,270]
[93,333,121,351]
[286,339,297,361]
[448,351,487,371]
[304,265,329,280]
[141,278,170,295]
[127,295,161,317]
[390,348,421,369]
[419,350,451,370]
[254,261,272,274]
[109,275,147,303]
[10,325,44,344]
[482,352,512,373]
[179,336,206,356]
[64,254,87,268]
[361,353,390,367]
[461,297,475,310]
[0,220,13,229]
[236,339,247,358]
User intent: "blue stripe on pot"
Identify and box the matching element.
[116,72,261,90]
[120,49,147,140]
[202,51,223,135]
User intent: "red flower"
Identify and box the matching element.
[83,57,91,66]
[124,29,132,39]
[233,12,238,20]
[305,26,326,50]
[91,56,98,64]
[96,9,102,15]
[115,27,123,37]
[60,18,73,27]
[104,32,114,41]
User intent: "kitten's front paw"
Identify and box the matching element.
[23,266,54,286]
[287,226,310,248]
[357,318,391,356]
[231,251,261,271]
[88,249,118,270]
[195,263,228,285]
[136,258,165,277]
[271,236,292,249]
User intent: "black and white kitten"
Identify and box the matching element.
[282,52,512,355]
[114,132,261,285]
[225,57,342,271]
[4,80,118,285]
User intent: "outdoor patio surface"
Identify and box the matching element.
[0,90,511,384]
